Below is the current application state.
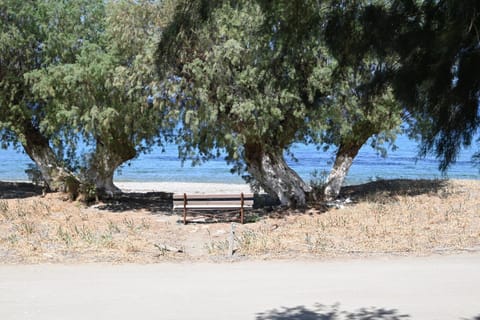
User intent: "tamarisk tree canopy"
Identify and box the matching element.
[1,0,177,195]
[156,0,403,204]
[157,1,339,206]
[0,0,105,191]
[326,0,480,170]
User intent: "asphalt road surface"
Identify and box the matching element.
[1,253,479,320]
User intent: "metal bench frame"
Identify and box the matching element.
[173,193,254,224]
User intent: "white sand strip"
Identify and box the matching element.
[115,181,252,194]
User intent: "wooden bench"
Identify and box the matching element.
[173,193,254,224]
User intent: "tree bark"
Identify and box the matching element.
[21,122,80,193]
[86,138,137,197]
[324,140,366,201]
[244,142,311,208]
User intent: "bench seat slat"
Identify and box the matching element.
[174,204,253,209]
[175,199,254,204]
[173,194,254,200]
[173,200,253,206]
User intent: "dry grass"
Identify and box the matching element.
[219,179,480,258]
[0,179,479,263]
[0,193,186,263]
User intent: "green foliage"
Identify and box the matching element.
[0,0,178,192]
[157,0,402,186]
[158,1,335,176]
[392,0,480,169]
[24,0,176,182]
[326,0,480,170]
[0,0,104,144]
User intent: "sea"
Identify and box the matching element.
[0,134,478,185]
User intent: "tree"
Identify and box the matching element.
[27,0,176,195]
[326,0,480,171]
[157,0,404,204]
[320,66,402,200]
[316,0,405,200]
[391,0,480,170]
[157,1,336,207]
[257,1,403,200]
[0,0,103,191]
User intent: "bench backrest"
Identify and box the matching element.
[173,193,254,208]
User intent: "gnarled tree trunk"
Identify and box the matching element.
[86,139,137,197]
[324,140,366,201]
[21,122,80,193]
[244,142,311,208]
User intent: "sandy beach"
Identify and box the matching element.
[116,181,253,194]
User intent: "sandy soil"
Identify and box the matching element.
[116,181,252,194]
[0,179,479,263]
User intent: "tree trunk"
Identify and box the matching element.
[244,142,311,208]
[86,139,137,197]
[21,122,80,193]
[324,140,365,201]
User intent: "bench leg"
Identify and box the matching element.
[240,193,244,224]
[183,193,187,225]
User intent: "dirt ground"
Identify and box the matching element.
[0,179,479,264]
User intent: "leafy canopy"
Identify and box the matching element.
[157,1,336,173]
[0,0,104,149]
[157,0,402,173]
[326,0,480,169]
[26,0,176,173]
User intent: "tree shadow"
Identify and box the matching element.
[256,303,410,320]
[0,181,175,214]
[95,192,273,221]
[0,181,43,199]
[266,179,449,221]
[340,179,448,203]
[94,192,173,213]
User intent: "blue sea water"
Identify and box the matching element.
[0,134,478,185]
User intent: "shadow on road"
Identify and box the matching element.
[257,304,480,320]
[256,304,410,320]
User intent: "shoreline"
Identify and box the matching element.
[3,177,480,195]
[116,181,252,194]
[0,179,253,194]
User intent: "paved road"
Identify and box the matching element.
[0,254,479,320]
